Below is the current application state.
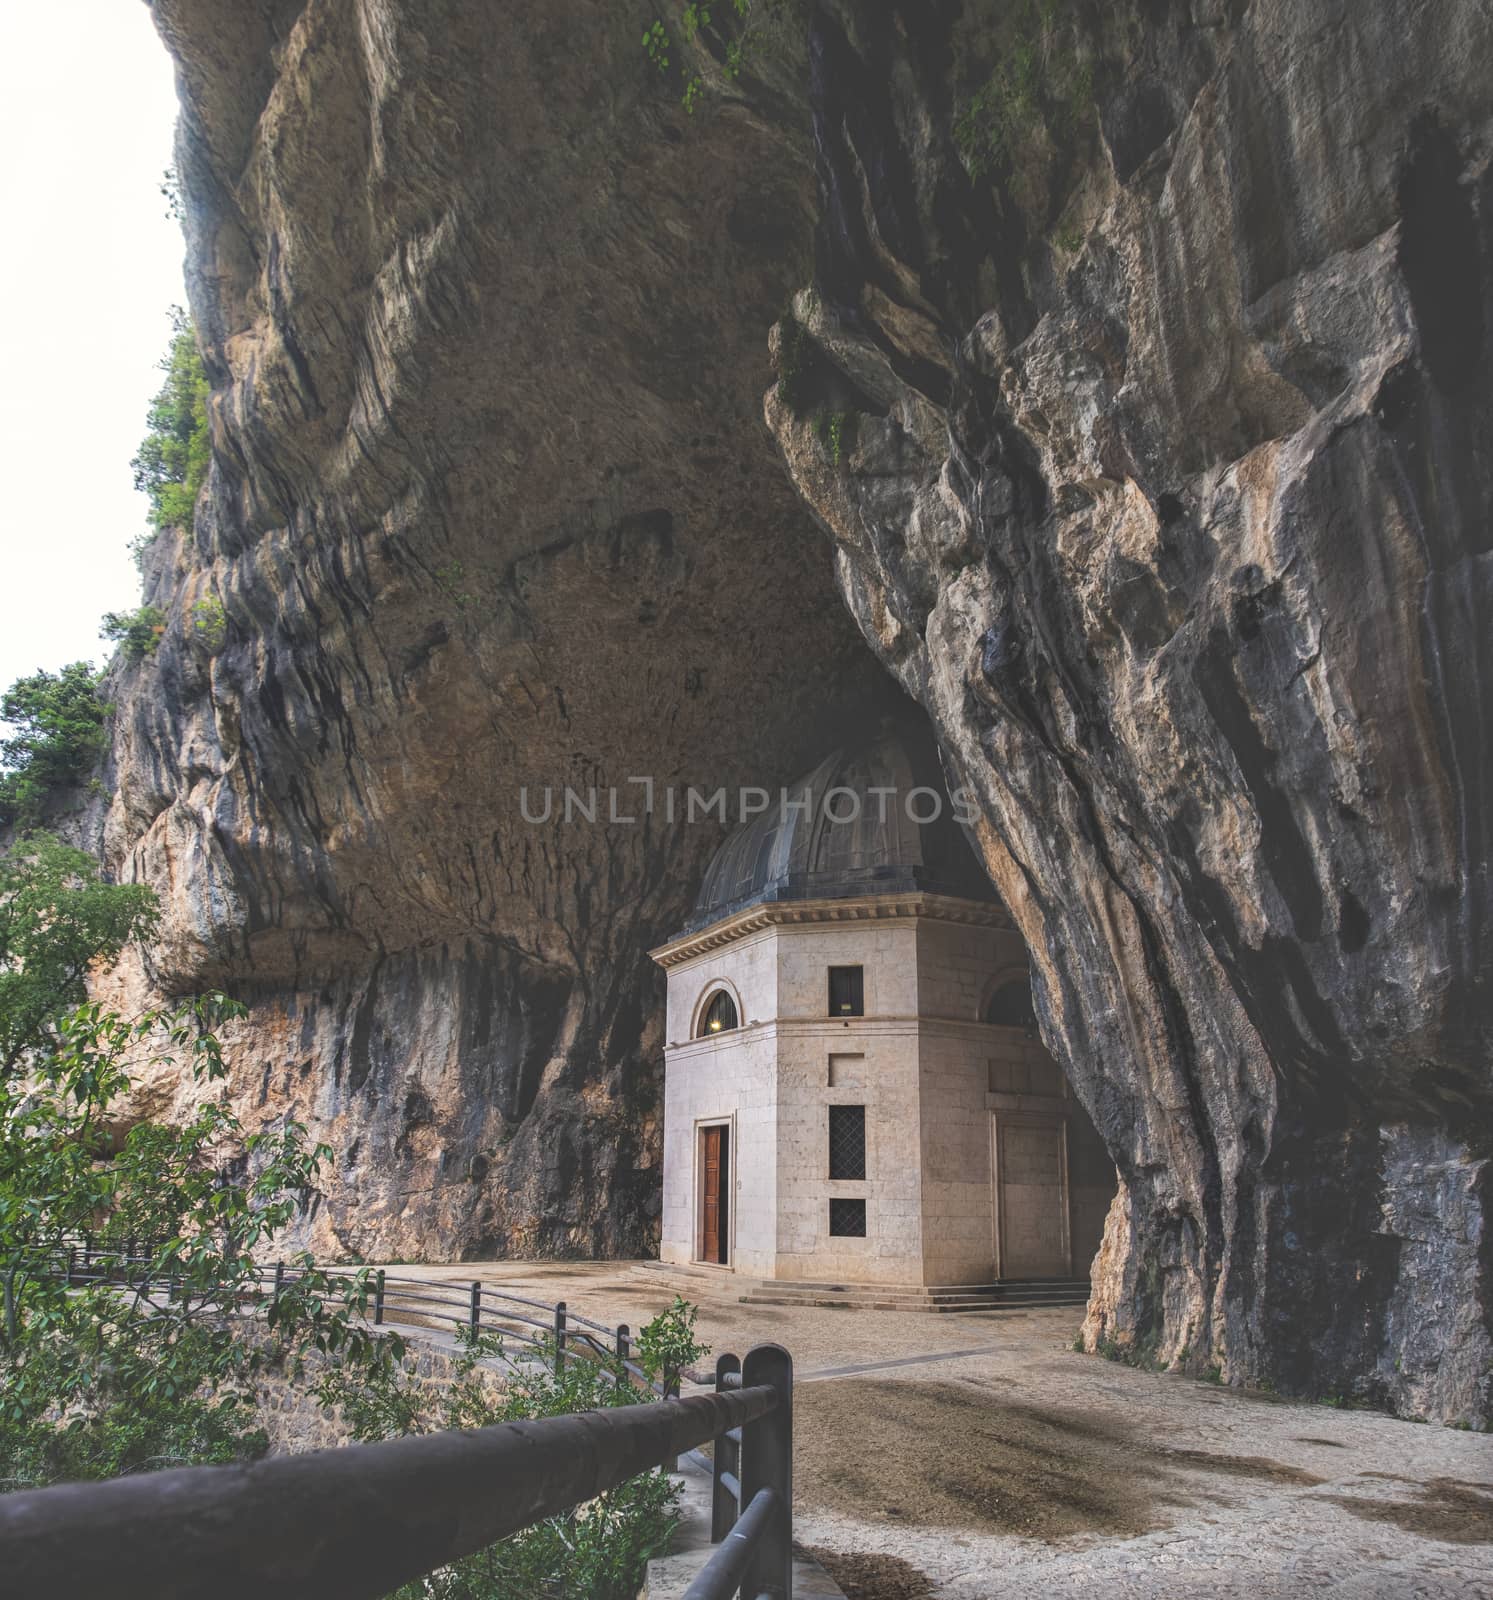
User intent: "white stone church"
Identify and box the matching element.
[650,726,1115,1297]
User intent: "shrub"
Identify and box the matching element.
[131,309,210,542]
[190,596,228,653]
[953,0,1094,183]
[101,604,167,663]
[0,664,109,829]
[318,1300,710,1600]
[643,0,805,116]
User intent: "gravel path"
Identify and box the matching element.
[389,1262,1493,1597]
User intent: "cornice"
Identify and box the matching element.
[650,891,1011,969]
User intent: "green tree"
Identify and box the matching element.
[0,834,158,1077]
[0,996,397,1487]
[131,309,210,543]
[100,604,168,664]
[0,664,110,829]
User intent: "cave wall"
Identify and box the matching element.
[104,0,1493,1422]
[103,0,895,1260]
[766,0,1491,1423]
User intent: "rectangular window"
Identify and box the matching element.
[829,1198,867,1237]
[828,965,864,1017]
[828,1104,866,1180]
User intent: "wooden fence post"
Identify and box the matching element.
[469,1281,481,1333]
[553,1301,567,1374]
[614,1323,630,1363]
[373,1270,386,1327]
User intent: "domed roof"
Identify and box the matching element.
[682,722,998,933]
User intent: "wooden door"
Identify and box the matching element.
[700,1126,729,1264]
[997,1120,1068,1277]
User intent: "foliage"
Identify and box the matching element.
[434,562,475,610]
[190,596,228,653]
[318,1301,709,1600]
[0,835,158,1078]
[635,1294,706,1389]
[643,18,672,70]
[128,528,163,571]
[160,166,184,224]
[0,1320,268,1488]
[953,0,1094,182]
[0,996,399,1488]
[101,605,168,664]
[0,664,110,830]
[131,310,210,541]
[643,0,804,116]
[815,409,854,467]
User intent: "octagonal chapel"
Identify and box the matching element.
[650,726,1116,1297]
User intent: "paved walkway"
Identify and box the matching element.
[384,1262,1493,1598]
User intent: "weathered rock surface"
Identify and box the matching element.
[768,0,1491,1422]
[103,0,894,1261]
[102,0,1492,1422]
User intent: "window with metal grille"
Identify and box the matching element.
[828,1104,866,1180]
[828,965,864,1017]
[829,1198,867,1237]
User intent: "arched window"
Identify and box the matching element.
[983,978,1036,1030]
[697,989,739,1038]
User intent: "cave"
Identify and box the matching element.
[85,0,1493,1427]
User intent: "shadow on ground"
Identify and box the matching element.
[1318,1476,1493,1544]
[795,1377,1328,1541]
[800,1544,936,1600]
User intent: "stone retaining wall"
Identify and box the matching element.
[233,1323,505,1455]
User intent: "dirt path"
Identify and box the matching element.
[389,1262,1493,1597]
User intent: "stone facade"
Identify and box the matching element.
[653,894,1114,1287]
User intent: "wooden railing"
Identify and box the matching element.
[0,1344,794,1600]
[2,1243,796,1597]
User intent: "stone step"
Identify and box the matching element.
[633,1260,728,1280]
[745,1277,1089,1298]
[738,1278,1091,1313]
[634,1262,1089,1313]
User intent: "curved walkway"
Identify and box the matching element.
[388,1263,1493,1598]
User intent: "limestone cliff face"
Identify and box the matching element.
[110,0,1492,1422]
[768,1,1491,1422]
[107,0,894,1260]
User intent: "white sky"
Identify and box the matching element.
[0,2,184,695]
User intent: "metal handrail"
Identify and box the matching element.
[0,1347,794,1600]
[364,1285,467,1311]
[685,1487,780,1600]
[36,1244,645,1386]
[477,1286,565,1314]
